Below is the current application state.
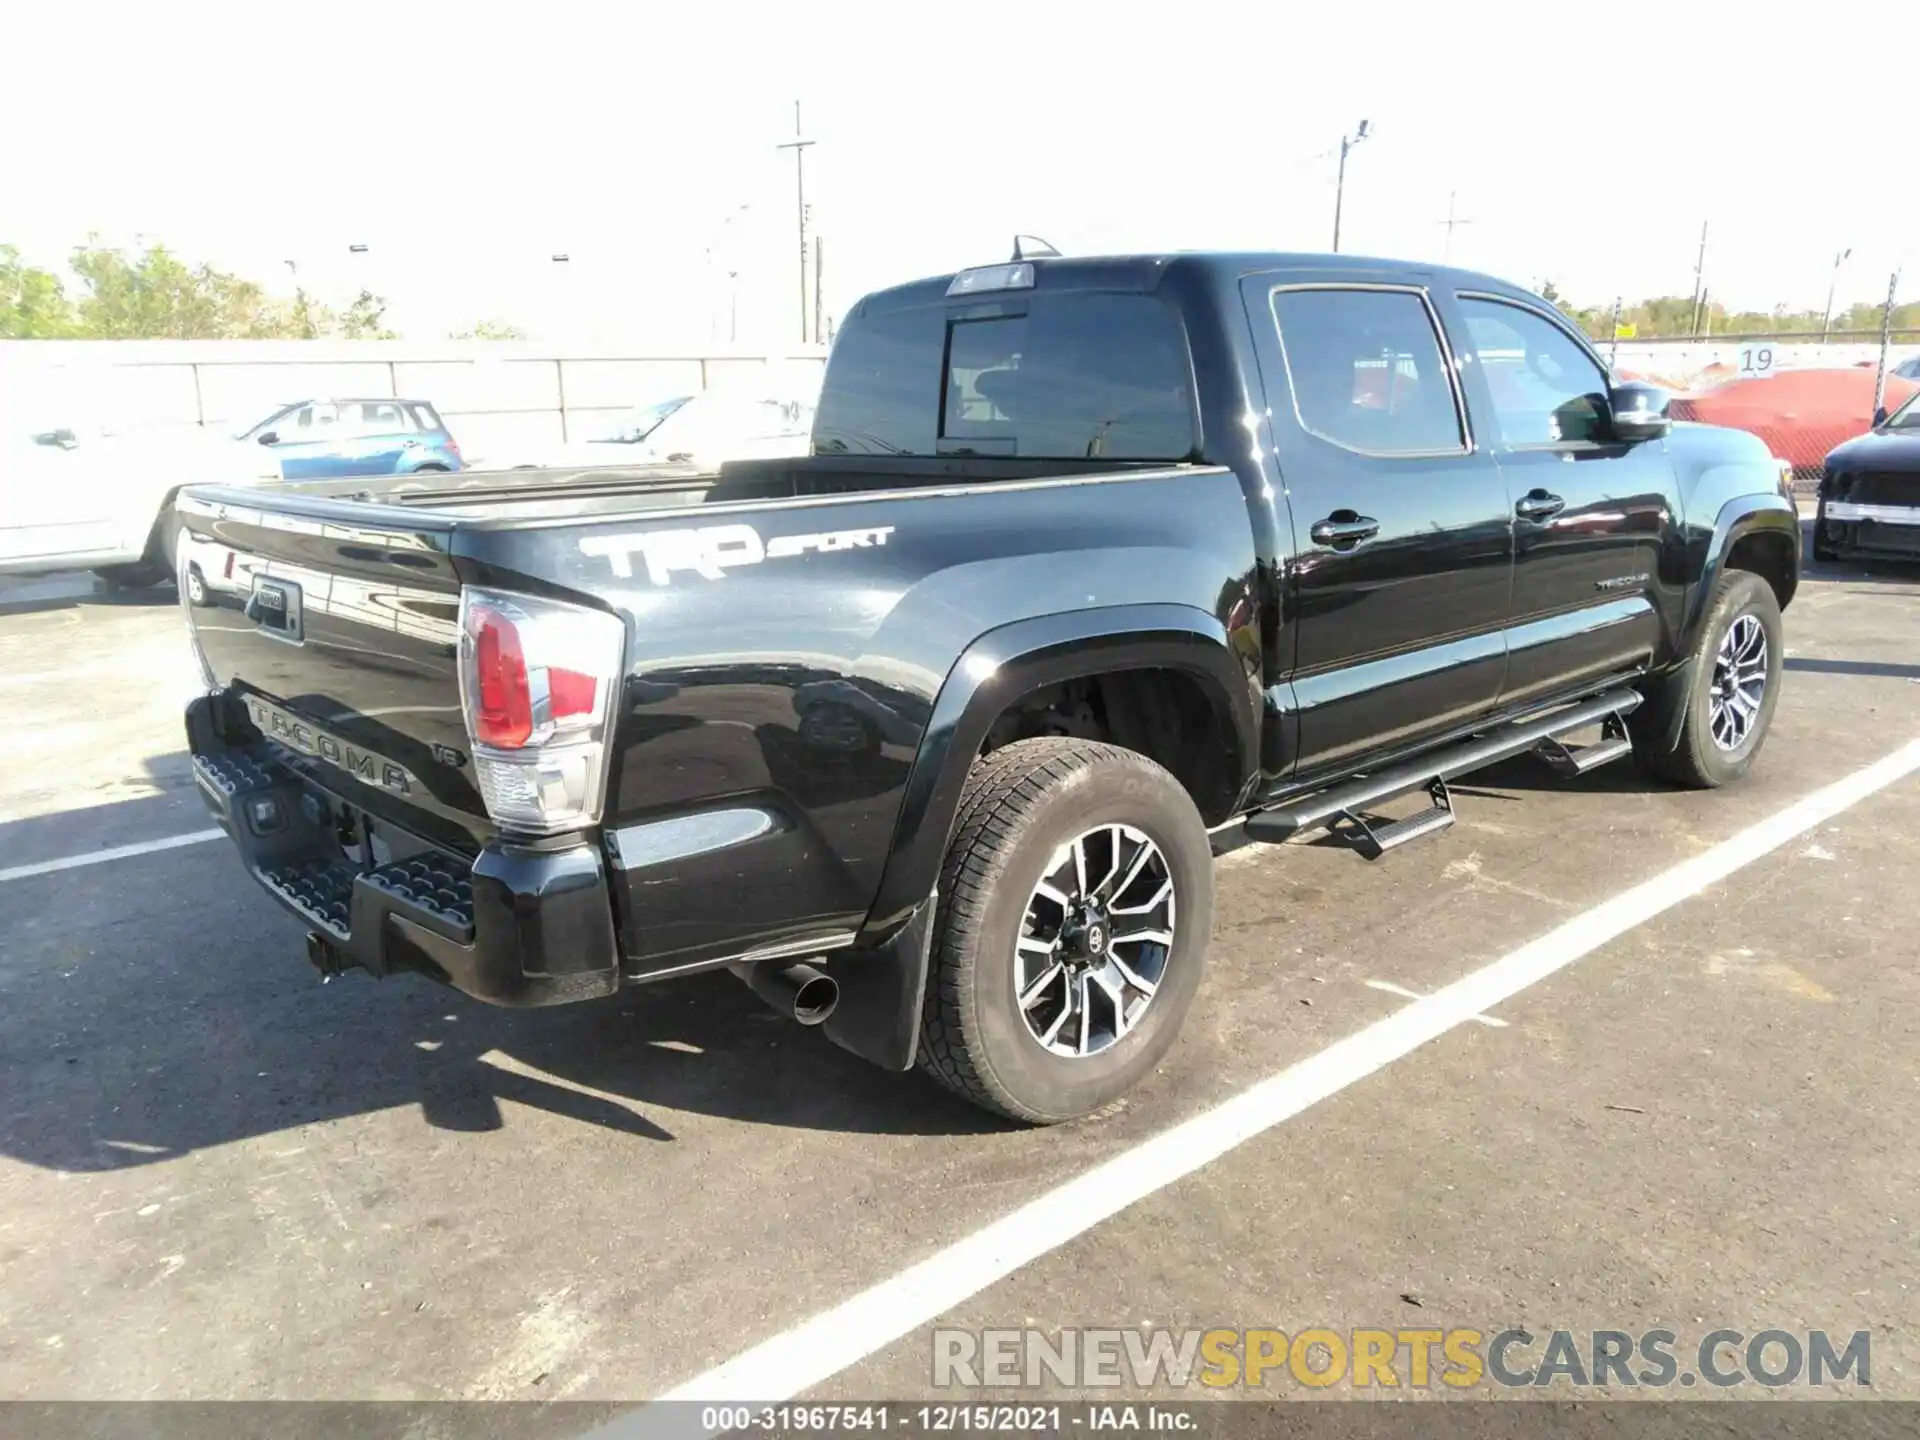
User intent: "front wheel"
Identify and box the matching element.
[1810,505,1840,563]
[917,738,1214,1124]
[1630,570,1784,788]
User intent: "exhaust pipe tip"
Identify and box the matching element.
[789,970,840,1026]
[730,960,840,1027]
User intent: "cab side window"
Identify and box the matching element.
[1270,287,1465,456]
[1459,298,1610,446]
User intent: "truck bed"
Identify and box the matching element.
[242,453,1183,526]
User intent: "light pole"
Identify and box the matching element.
[1821,247,1852,341]
[1331,119,1370,253]
[703,204,751,344]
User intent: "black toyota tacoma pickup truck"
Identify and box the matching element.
[175,249,1800,1123]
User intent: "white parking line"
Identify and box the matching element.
[1366,977,1508,1026]
[0,828,225,884]
[624,736,1920,1422]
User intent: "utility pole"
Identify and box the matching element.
[1331,119,1370,253]
[813,236,824,350]
[775,101,816,344]
[1871,269,1901,425]
[1688,221,1709,337]
[1822,247,1852,341]
[1435,190,1474,263]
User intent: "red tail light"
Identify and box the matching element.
[457,588,626,834]
[471,604,533,747]
[469,602,602,749]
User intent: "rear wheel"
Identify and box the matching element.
[917,738,1214,1124]
[94,561,168,591]
[94,515,172,591]
[1630,570,1783,788]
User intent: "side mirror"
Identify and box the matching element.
[1873,405,1889,429]
[1608,381,1671,442]
[34,428,79,450]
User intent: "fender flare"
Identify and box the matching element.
[857,602,1259,943]
[1689,493,1800,639]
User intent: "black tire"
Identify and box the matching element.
[917,738,1214,1124]
[1630,570,1784,788]
[94,561,169,591]
[1810,506,1839,563]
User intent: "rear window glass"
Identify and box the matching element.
[814,293,1196,460]
[408,403,442,433]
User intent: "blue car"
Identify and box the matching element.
[238,398,464,479]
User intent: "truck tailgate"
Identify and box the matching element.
[177,493,489,852]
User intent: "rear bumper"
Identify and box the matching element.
[187,695,620,1007]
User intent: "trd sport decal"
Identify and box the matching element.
[580,523,895,585]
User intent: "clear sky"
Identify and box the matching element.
[8,0,1914,345]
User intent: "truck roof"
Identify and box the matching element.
[847,251,1541,317]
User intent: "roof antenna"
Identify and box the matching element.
[1011,234,1060,261]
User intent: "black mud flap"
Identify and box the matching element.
[821,891,936,1072]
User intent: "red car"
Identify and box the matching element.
[1668,367,1920,477]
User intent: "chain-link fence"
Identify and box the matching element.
[1586,276,1913,488]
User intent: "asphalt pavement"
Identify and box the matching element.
[0,542,1915,1420]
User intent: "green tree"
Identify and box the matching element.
[68,240,302,339]
[341,288,395,339]
[0,245,79,337]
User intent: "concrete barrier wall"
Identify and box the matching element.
[1604,340,1920,392]
[0,339,831,458]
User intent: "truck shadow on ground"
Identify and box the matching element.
[0,781,1010,1176]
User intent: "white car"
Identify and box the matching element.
[174,530,258,607]
[2,420,282,587]
[470,393,814,472]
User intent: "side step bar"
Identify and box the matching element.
[1245,687,1642,848]
[1533,712,1633,777]
[1331,777,1455,860]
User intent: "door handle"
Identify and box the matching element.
[1309,514,1381,548]
[1515,491,1565,520]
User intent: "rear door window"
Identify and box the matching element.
[1269,287,1466,456]
[352,401,408,436]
